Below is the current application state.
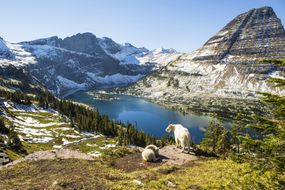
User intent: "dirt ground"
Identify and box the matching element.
[115,145,198,172]
[1,149,94,169]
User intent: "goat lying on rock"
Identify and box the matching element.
[166,124,191,153]
[141,144,160,162]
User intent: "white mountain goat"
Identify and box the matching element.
[141,144,160,162]
[165,124,191,153]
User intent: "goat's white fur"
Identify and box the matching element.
[142,144,160,162]
[166,124,191,153]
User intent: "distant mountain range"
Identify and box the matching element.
[0,33,180,96]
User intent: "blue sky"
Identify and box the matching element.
[1,0,285,52]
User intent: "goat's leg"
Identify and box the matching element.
[181,146,186,153]
[175,137,180,148]
[181,141,185,153]
[187,140,190,153]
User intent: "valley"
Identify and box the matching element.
[0,4,284,190]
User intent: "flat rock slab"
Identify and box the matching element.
[114,145,198,172]
[159,145,198,165]
[1,149,94,169]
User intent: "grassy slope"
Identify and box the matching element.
[1,104,284,189]
[0,157,284,190]
[3,108,119,160]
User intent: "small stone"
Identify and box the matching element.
[133,179,143,186]
[165,180,176,188]
[139,174,147,180]
[52,180,58,187]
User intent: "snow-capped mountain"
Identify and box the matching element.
[98,37,180,68]
[153,48,177,54]
[124,7,285,106]
[0,33,180,96]
[0,38,36,66]
[0,37,14,59]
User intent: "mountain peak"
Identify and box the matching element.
[59,32,106,56]
[22,36,60,46]
[192,6,285,63]
[66,32,96,39]
[255,6,273,11]
[0,38,14,59]
[153,48,177,54]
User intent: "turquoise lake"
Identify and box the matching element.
[67,91,217,143]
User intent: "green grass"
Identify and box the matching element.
[11,110,63,124]
[0,157,284,190]
[21,141,54,154]
[3,149,24,161]
[65,137,119,156]
[259,58,285,66]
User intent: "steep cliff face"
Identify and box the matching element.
[125,7,285,108]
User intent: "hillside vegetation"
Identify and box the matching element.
[0,59,284,189]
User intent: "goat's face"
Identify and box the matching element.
[165,124,174,133]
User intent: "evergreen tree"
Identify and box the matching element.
[201,113,229,155]
[7,125,22,151]
[230,113,245,153]
[0,117,9,134]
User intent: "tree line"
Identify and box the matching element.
[0,87,161,148]
[200,59,285,173]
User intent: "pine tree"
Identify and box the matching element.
[201,113,228,155]
[0,117,9,134]
[230,113,245,153]
[7,125,22,151]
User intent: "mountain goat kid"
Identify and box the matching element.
[141,144,160,162]
[166,124,191,153]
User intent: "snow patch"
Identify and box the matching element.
[87,73,143,85]
[99,143,117,149]
[57,76,86,89]
[269,71,285,79]
[88,150,102,157]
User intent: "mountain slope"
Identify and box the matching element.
[123,6,285,116]
[0,33,180,96]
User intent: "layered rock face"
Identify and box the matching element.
[194,6,285,63]
[125,7,285,114]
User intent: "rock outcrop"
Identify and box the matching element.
[1,149,94,168]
